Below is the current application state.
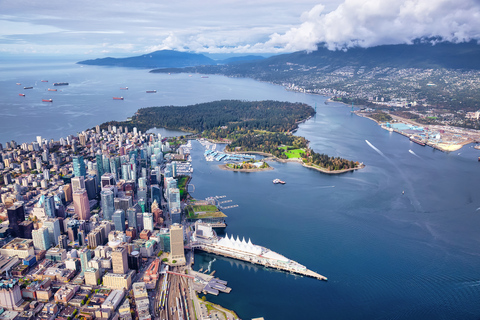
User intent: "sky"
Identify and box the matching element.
[1,0,480,57]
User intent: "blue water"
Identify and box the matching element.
[2,60,480,319]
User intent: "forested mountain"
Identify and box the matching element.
[151,40,480,74]
[77,50,266,68]
[77,50,216,68]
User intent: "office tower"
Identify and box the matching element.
[95,153,104,180]
[151,185,161,207]
[121,164,129,180]
[66,221,79,242]
[137,185,147,201]
[101,173,116,188]
[112,210,126,232]
[79,248,92,276]
[32,227,52,251]
[72,155,86,177]
[78,230,86,246]
[87,229,102,249]
[127,208,137,230]
[7,202,25,237]
[63,184,73,203]
[112,246,128,274]
[103,156,111,174]
[43,218,61,246]
[85,176,97,199]
[44,195,55,218]
[73,189,90,221]
[19,220,34,239]
[114,197,132,213]
[136,213,144,233]
[79,133,87,146]
[71,176,85,192]
[143,212,154,231]
[101,190,115,221]
[170,224,185,263]
[58,235,68,249]
[152,201,163,226]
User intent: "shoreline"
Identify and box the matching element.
[355,111,475,153]
[224,149,364,174]
[218,164,274,172]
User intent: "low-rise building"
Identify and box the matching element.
[54,285,79,304]
[0,238,34,259]
[84,268,100,286]
[102,271,134,290]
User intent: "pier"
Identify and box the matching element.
[195,244,327,281]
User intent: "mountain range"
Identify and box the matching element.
[77,50,265,68]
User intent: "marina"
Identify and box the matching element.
[201,140,257,162]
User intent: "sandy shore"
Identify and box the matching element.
[218,164,274,172]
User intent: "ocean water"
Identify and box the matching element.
[2,60,480,319]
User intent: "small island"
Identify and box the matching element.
[99,100,363,173]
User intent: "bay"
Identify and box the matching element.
[2,60,480,319]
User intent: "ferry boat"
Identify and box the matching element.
[273,179,286,184]
[24,86,33,89]
[113,97,124,100]
[19,93,25,97]
[42,99,53,102]
[146,90,156,93]
[53,82,68,86]
[47,88,57,91]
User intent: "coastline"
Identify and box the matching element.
[224,150,364,174]
[354,111,475,153]
[218,164,274,172]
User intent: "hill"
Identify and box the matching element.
[77,50,266,68]
[77,50,216,68]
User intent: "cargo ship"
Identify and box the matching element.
[47,88,57,91]
[409,136,426,146]
[42,99,53,102]
[41,80,48,82]
[273,179,286,184]
[113,97,124,100]
[53,82,68,86]
[24,87,33,89]
[19,93,25,97]
[120,87,128,90]
[146,90,156,93]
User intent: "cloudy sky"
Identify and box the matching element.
[1,0,479,57]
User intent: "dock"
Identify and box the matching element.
[195,244,327,281]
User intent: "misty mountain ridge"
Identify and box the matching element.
[77,50,265,68]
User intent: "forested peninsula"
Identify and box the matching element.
[99,100,362,172]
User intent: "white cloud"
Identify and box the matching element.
[264,0,480,52]
[0,0,479,55]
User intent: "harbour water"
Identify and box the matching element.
[2,60,480,319]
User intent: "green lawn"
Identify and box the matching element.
[278,146,305,158]
[186,205,227,219]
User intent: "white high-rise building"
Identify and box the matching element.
[143,212,154,231]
